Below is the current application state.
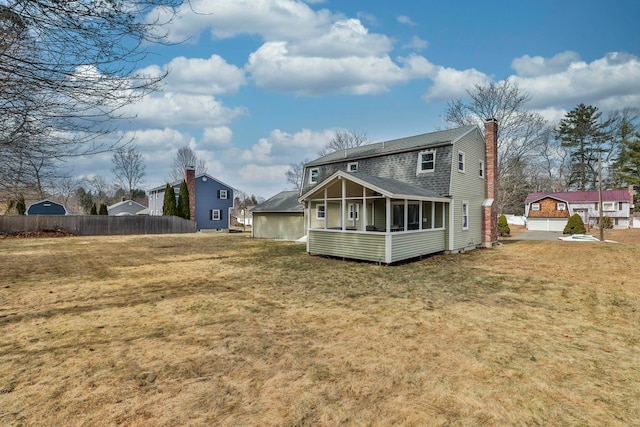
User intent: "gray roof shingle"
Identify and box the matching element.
[252,190,304,213]
[306,125,477,166]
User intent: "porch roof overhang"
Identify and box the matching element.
[299,171,451,203]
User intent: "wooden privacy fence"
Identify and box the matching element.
[0,215,196,236]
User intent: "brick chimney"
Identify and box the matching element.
[629,184,635,215]
[185,167,196,222]
[482,118,498,247]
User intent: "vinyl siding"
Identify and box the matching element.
[390,230,447,263]
[253,212,305,240]
[449,129,486,250]
[308,230,386,262]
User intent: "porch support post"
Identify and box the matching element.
[341,178,346,231]
[404,199,408,231]
[323,188,328,230]
[448,199,455,251]
[306,201,311,253]
[385,197,391,233]
[362,186,367,231]
[419,200,423,230]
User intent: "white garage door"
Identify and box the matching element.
[527,218,567,232]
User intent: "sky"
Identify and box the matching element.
[73,0,640,200]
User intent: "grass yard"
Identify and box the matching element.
[1,230,639,426]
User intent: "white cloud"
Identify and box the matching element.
[403,36,428,51]
[201,127,233,150]
[129,92,246,128]
[289,19,392,58]
[510,51,640,110]
[157,0,336,43]
[420,64,489,101]
[140,55,246,95]
[397,15,416,26]
[247,41,418,95]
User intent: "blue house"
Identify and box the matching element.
[147,168,236,231]
[26,199,68,215]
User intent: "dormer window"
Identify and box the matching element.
[347,162,358,172]
[417,149,436,174]
[309,168,319,184]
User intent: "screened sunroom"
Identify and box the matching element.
[299,171,452,264]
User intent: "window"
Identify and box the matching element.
[309,168,319,184]
[219,189,228,199]
[603,202,616,211]
[348,203,359,220]
[479,160,485,178]
[556,202,566,211]
[462,201,469,230]
[531,203,541,211]
[347,162,358,172]
[458,151,465,172]
[210,209,221,220]
[417,150,435,173]
[316,204,325,219]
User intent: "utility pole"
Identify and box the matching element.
[598,157,604,242]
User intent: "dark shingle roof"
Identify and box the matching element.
[306,125,477,166]
[354,174,444,199]
[252,190,304,213]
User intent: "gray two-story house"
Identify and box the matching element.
[147,168,236,231]
[298,119,499,264]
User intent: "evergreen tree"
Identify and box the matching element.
[99,203,108,215]
[90,203,98,215]
[497,214,510,236]
[177,180,190,220]
[612,116,640,189]
[162,183,177,216]
[563,214,587,235]
[556,104,612,191]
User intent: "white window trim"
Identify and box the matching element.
[417,149,436,174]
[211,209,221,220]
[531,203,540,211]
[309,168,319,184]
[348,203,359,220]
[557,202,567,211]
[602,201,616,211]
[462,201,469,230]
[219,189,228,200]
[347,162,358,172]
[479,159,485,178]
[458,151,466,173]
[316,204,326,219]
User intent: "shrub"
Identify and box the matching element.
[99,203,108,215]
[16,195,26,215]
[600,216,613,229]
[90,203,98,215]
[563,213,586,234]
[498,214,510,236]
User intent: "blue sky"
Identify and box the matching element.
[75,0,640,199]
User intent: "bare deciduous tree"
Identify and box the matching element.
[445,80,550,213]
[0,0,181,201]
[170,146,208,182]
[318,129,369,157]
[285,160,307,193]
[112,145,146,199]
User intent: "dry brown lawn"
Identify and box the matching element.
[1,230,639,426]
